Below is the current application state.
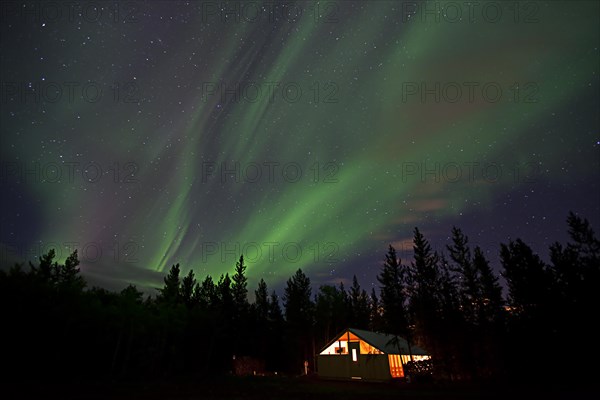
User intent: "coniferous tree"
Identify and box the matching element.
[191,281,202,306]
[349,275,370,329]
[473,246,503,324]
[369,287,384,332]
[216,273,234,316]
[250,278,270,363]
[3,213,597,383]
[229,256,250,354]
[283,269,314,372]
[377,245,410,338]
[267,290,285,371]
[158,263,181,305]
[180,269,196,308]
[447,227,480,324]
[338,281,351,325]
[198,275,216,309]
[59,250,86,292]
[283,269,313,327]
[436,253,469,379]
[437,254,461,320]
[551,212,600,309]
[500,239,552,320]
[231,255,249,313]
[550,212,600,379]
[315,284,349,346]
[269,290,284,322]
[254,278,270,320]
[472,246,505,379]
[30,248,58,284]
[410,228,445,373]
[501,238,555,380]
[411,228,442,302]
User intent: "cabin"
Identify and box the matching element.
[317,328,430,381]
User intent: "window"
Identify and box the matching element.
[359,341,383,354]
[352,349,358,362]
[320,340,348,355]
[388,355,404,378]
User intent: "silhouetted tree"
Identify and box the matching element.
[198,275,217,309]
[283,269,314,373]
[315,284,349,347]
[551,212,600,310]
[180,269,196,309]
[267,290,285,371]
[377,245,410,338]
[473,246,503,325]
[59,249,86,292]
[349,275,370,329]
[29,248,58,284]
[269,290,284,322]
[284,269,314,327]
[191,281,203,306]
[216,273,234,316]
[409,228,449,376]
[549,212,600,380]
[2,215,598,384]
[254,278,270,320]
[472,246,505,379]
[501,238,555,380]
[369,287,384,332]
[501,239,553,320]
[445,229,507,379]
[158,263,181,305]
[447,227,480,324]
[231,255,249,313]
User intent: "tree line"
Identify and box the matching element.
[0,212,598,382]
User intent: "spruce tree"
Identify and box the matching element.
[369,288,384,332]
[283,269,314,371]
[376,245,409,337]
[231,255,249,312]
[283,269,313,327]
[180,269,196,308]
[349,275,370,329]
[255,278,270,320]
[447,227,480,324]
[158,263,181,304]
[473,246,503,324]
[410,228,443,358]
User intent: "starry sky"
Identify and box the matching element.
[1,1,599,294]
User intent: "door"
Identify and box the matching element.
[348,342,361,378]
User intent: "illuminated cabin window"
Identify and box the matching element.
[388,355,431,378]
[352,349,358,362]
[359,341,383,354]
[321,341,348,355]
[321,339,385,356]
[388,355,404,378]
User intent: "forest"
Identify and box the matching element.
[0,212,598,384]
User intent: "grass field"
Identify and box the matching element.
[4,375,598,399]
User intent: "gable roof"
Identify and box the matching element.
[320,328,429,356]
[349,328,428,355]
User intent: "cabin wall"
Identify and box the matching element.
[317,354,392,381]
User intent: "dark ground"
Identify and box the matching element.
[2,375,598,400]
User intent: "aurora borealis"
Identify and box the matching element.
[1,1,599,292]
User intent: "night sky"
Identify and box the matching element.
[1,1,599,294]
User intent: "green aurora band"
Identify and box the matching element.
[2,1,598,290]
